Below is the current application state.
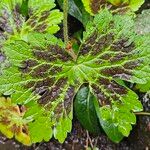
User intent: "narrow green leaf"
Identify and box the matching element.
[57,0,91,27]
[57,0,82,22]
[74,86,101,134]
[20,0,29,17]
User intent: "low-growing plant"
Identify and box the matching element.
[0,0,150,146]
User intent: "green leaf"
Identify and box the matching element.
[135,10,150,92]
[0,9,149,144]
[0,0,63,76]
[129,0,145,11]
[0,97,31,145]
[74,86,101,134]
[81,0,145,15]
[54,111,73,143]
[136,9,150,35]
[28,0,55,13]
[93,94,137,142]
[20,0,29,17]
[29,116,53,143]
[57,0,82,22]
[109,0,144,11]
[0,0,63,42]
[57,0,92,27]
[94,99,124,142]
[0,32,78,143]
[136,81,150,92]
[0,0,24,44]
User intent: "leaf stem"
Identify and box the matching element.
[63,0,77,61]
[134,112,150,116]
[63,0,69,45]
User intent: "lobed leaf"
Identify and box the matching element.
[0,0,63,78]
[0,33,79,143]
[0,0,63,43]
[0,9,150,144]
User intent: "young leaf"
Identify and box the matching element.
[0,97,31,145]
[0,9,150,144]
[81,0,145,15]
[74,86,101,134]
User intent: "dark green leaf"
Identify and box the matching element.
[57,0,92,27]
[74,86,101,134]
[57,0,82,22]
[20,0,29,17]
